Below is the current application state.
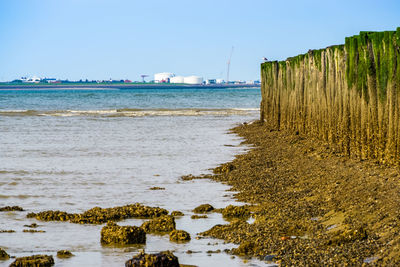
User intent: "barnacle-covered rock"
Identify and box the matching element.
[191,215,208,219]
[27,203,168,224]
[231,241,259,256]
[27,210,73,221]
[0,230,15,233]
[100,221,146,245]
[23,229,45,233]
[149,187,165,190]
[214,163,235,174]
[140,215,176,233]
[24,223,39,228]
[169,230,191,242]
[181,174,213,181]
[170,211,184,217]
[0,206,24,212]
[0,248,9,260]
[193,204,214,213]
[125,251,179,267]
[9,255,54,267]
[57,250,74,258]
[221,205,250,219]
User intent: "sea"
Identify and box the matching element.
[0,87,269,266]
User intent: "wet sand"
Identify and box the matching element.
[198,121,400,265]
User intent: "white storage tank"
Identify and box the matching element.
[154,72,175,83]
[184,76,203,85]
[170,76,185,84]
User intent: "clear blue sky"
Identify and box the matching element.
[0,0,399,82]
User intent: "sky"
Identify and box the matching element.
[0,0,399,82]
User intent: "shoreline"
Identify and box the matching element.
[0,84,260,90]
[197,120,400,265]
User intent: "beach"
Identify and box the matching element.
[3,87,400,266]
[198,120,400,265]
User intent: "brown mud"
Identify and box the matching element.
[198,121,400,265]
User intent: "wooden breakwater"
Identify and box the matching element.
[261,28,400,163]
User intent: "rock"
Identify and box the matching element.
[27,210,72,222]
[232,241,257,256]
[190,215,208,219]
[221,205,250,219]
[0,206,24,212]
[170,211,184,217]
[214,163,235,174]
[9,255,54,267]
[264,255,276,261]
[24,223,39,228]
[0,248,10,260]
[193,204,214,213]
[27,203,168,224]
[181,174,213,181]
[0,230,15,233]
[57,250,74,258]
[100,221,146,245]
[71,204,169,224]
[140,215,176,233]
[23,229,45,233]
[206,250,221,254]
[149,187,165,190]
[169,230,191,242]
[125,251,179,267]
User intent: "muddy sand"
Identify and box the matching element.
[198,121,400,265]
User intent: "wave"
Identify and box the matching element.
[0,108,259,117]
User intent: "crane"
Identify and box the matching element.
[226,46,234,84]
[140,75,149,83]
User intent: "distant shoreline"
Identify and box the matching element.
[0,83,260,90]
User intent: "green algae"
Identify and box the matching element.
[345,30,399,101]
[263,29,398,103]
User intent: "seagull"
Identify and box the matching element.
[262,57,268,62]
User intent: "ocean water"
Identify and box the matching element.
[0,87,268,266]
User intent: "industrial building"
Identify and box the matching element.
[154,72,175,83]
[154,73,203,85]
[183,76,203,85]
[170,76,185,84]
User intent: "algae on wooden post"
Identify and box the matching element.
[260,28,400,164]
